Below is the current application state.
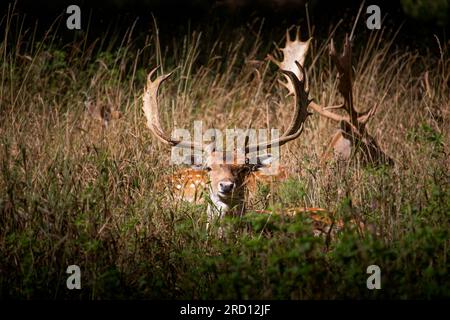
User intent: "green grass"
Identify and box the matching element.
[0,7,449,299]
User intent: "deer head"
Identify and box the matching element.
[142,64,310,219]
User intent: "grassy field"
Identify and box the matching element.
[0,6,449,299]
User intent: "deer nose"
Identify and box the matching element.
[219,181,235,194]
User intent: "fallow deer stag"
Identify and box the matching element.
[269,31,392,165]
[142,65,310,222]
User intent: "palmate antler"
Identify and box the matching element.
[310,35,378,134]
[312,34,391,164]
[269,30,392,165]
[142,64,311,157]
[142,68,205,151]
[267,26,312,97]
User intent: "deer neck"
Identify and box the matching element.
[207,187,246,219]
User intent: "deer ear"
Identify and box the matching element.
[256,154,274,167]
[246,154,274,169]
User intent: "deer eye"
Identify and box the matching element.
[204,166,212,172]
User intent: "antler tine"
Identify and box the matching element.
[329,34,358,123]
[277,79,294,97]
[309,101,347,122]
[357,90,388,124]
[357,102,379,124]
[267,53,281,68]
[142,67,204,151]
[323,104,345,110]
[246,61,310,153]
[294,25,301,41]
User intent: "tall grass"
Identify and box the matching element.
[0,5,449,299]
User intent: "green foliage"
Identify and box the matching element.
[401,0,449,26]
[277,178,307,206]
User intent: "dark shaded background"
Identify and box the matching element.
[1,0,449,52]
